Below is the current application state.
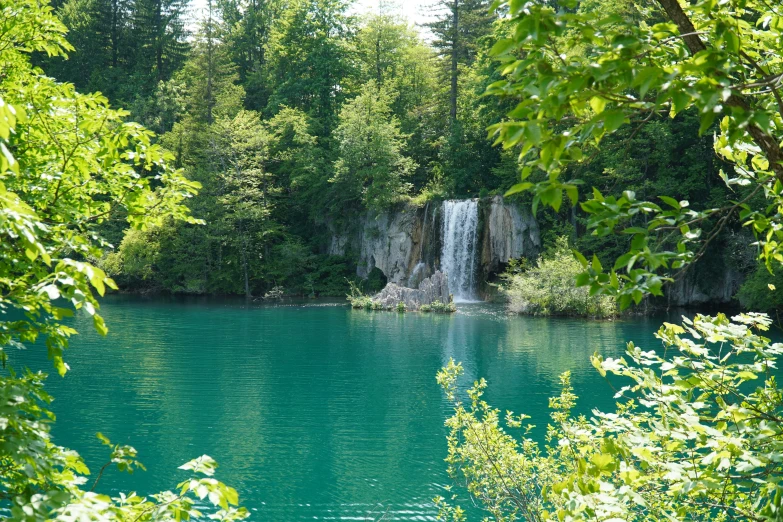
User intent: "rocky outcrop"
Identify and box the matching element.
[372,271,451,310]
[327,202,441,285]
[357,208,423,283]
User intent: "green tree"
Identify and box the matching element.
[438,312,783,521]
[214,110,282,298]
[426,0,494,123]
[356,7,418,90]
[264,0,355,137]
[491,0,783,309]
[437,35,517,197]
[331,82,416,211]
[217,0,276,110]
[356,9,441,190]
[131,0,189,85]
[265,107,322,229]
[0,1,246,519]
[35,0,136,103]
[176,3,244,127]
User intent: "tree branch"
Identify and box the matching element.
[655,0,783,181]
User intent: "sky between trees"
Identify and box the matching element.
[187,0,436,36]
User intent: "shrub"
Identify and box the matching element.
[502,237,616,318]
[396,302,407,312]
[737,265,783,312]
[437,313,783,521]
[431,300,456,313]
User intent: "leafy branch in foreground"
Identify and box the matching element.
[437,312,783,521]
[491,0,783,308]
[0,0,246,519]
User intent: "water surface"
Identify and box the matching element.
[16,296,679,520]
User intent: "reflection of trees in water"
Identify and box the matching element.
[319,309,457,516]
[499,317,628,379]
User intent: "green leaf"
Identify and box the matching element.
[505,182,532,196]
[659,195,680,209]
[93,314,108,336]
[573,250,589,268]
[591,453,614,471]
[698,110,717,135]
[670,91,690,115]
[489,38,515,56]
[602,110,626,133]
[565,185,579,206]
[723,30,739,53]
[590,96,607,114]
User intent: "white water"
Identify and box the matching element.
[441,200,480,302]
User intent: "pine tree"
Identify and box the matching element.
[218,0,277,110]
[426,0,494,123]
[131,0,189,86]
[37,0,133,101]
[101,0,132,68]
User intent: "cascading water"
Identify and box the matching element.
[441,200,480,302]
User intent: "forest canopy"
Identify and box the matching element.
[3,0,783,519]
[24,0,780,312]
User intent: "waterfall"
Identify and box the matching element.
[441,200,480,302]
[406,262,427,288]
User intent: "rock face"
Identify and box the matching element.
[327,203,440,285]
[481,195,541,277]
[372,271,451,310]
[664,267,743,307]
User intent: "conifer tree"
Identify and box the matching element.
[426,0,494,123]
[131,0,189,86]
[218,0,277,111]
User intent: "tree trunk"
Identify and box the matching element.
[155,0,164,82]
[240,219,251,299]
[110,0,119,67]
[206,0,214,124]
[376,33,382,85]
[655,0,783,180]
[450,0,459,123]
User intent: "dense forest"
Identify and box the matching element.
[32,0,773,308]
[4,0,783,519]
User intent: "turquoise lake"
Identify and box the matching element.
[15,296,689,520]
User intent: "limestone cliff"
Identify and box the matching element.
[327,197,541,288]
[663,266,743,307]
[327,202,440,285]
[481,195,541,277]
